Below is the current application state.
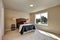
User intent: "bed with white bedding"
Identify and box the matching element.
[18,24,60,40]
[15,18,60,40]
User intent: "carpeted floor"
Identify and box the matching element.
[4,29,59,40]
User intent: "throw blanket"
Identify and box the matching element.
[19,24,35,35]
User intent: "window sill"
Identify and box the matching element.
[35,24,48,26]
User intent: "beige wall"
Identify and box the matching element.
[30,5,60,35]
[0,0,4,40]
[4,9,29,32]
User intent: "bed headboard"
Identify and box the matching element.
[16,18,27,29]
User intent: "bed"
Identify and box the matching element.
[16,18,60,40]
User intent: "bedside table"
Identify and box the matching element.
[11,24,16,31]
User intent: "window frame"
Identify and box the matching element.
[35,12,48,26]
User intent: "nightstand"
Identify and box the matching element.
[11,24,15,31]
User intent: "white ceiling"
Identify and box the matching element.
[3,0,60,13]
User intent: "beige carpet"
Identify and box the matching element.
[4,29,59,40]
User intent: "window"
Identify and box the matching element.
[35,12,48,26]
